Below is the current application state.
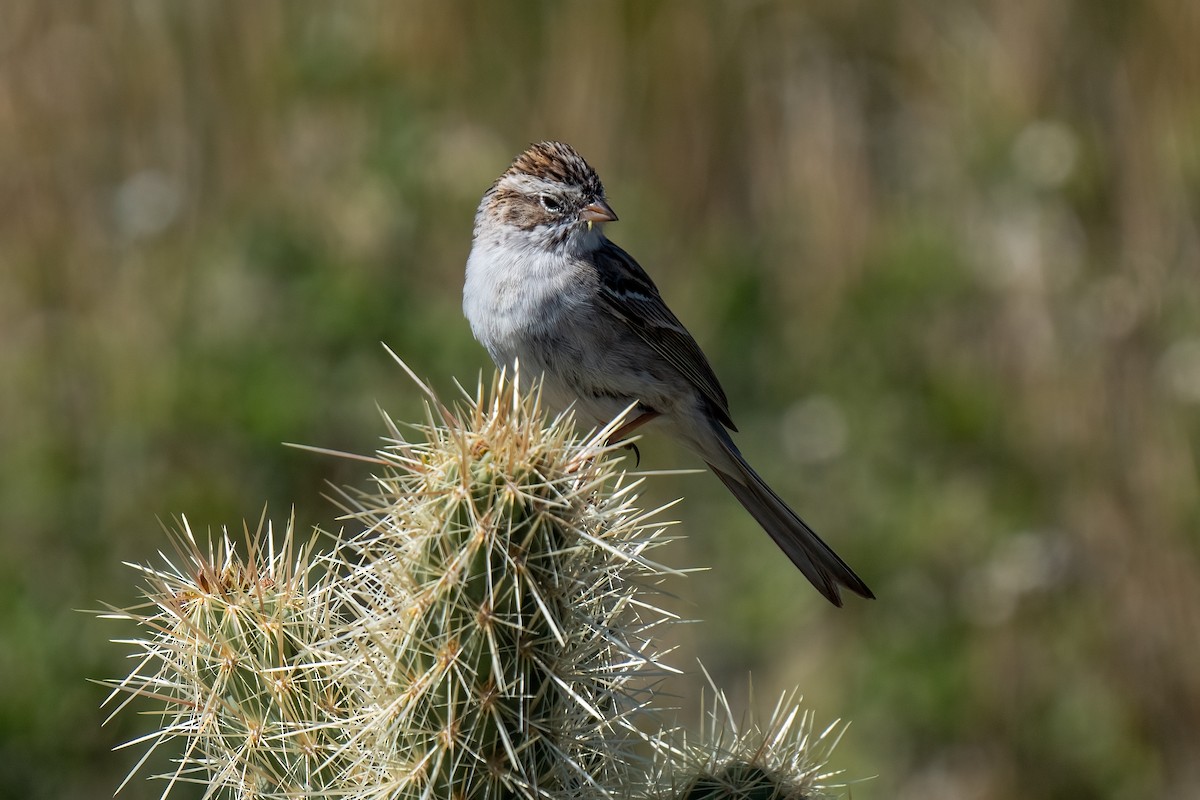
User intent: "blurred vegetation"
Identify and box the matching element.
[1,1,1198,798]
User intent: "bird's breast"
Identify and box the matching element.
[463,235,684,426]
[464,240,591,368]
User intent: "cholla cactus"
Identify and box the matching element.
[100,358,850,799]
[647,681,848,800]
[322,364,679,799]
[99,517,360,797]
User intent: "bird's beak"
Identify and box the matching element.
[579,198,618,225]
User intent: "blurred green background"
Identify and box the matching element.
[2,1,1199,797]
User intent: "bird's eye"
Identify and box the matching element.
[539,194,563,213]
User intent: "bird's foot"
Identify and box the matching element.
[565,410,657,474]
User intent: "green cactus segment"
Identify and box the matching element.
[682,765,790,800]
[646,687,847,800]
[100,519,366,797]
[334,379,674,800]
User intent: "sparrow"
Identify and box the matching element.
[463,141,872,605]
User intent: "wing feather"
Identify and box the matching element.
[592,242,736,430]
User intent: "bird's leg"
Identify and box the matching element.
[606,410,660,445]
[566,410,660,473]
[607,410,660,467]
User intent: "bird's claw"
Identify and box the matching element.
[565,440,640,475]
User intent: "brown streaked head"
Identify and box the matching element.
[505,141,604,199]
[483,142,617,236]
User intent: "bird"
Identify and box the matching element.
[462,141,872,606]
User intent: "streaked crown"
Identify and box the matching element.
[504,141,604,199]
[479,142,614,240]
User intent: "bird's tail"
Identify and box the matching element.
[707,445,873,606]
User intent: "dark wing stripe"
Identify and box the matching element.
[594,242,736,430]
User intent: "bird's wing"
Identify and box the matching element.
[592,241,736,430]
